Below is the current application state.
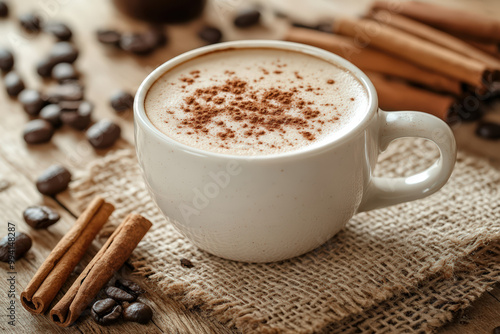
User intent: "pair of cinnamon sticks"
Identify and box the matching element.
[21,197,152,327]
[285,1,500,121]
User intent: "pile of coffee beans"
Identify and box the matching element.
[0,232,32,262]
[91,279,153,326]
[0,12,122,149]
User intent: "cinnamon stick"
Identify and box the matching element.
[366,72,455,121]
[369,10,500,70]
[371,1,500,43]
[465,39,500,56]
[50,213,152,327]
[21,197,114,314]
[333,17,493,87]
[285,27,462,95]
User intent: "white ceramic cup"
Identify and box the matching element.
[134,40,457,263]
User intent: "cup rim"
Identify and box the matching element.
[134,40,378,160]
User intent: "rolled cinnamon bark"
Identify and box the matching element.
[50,213,152,327]
[285,27,462,95]
[371,1,500,43]
[366,72,455,121]
[369,10,500,70]
[333,17,492,87]
[21,197,114,314]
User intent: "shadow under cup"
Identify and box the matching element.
[133,40,456,263]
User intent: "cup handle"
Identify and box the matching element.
[357,110,457,213]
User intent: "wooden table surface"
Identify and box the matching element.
[0,0,499,333]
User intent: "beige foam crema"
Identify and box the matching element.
[145,48,368,156]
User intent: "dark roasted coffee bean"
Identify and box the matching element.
[40,104,63,127]
[105,286,136,302]
[45,82,84,103]
[449,97,484,122]
[36,58,55,78]
[61,101,92,130]
[198,26,222,44]
[19,13,42,33]
[96,29,122,46]
[52,63,78,82]
[115,279,145,296]
[4,71,25,96]
[19,89,45,115]
[234,8,261,28]
[92,298,122,326]
[86,119,121,149]
[43,22,72,41]
[119,33,155,55]
[23,205,60,229]
[0,232,32,262]
[476,122,500,140]
[493,326,500,334]
[110,90,134,112]
[36,165,71,196]
[123,302,153,324]
[0,1,9,18]
[49,42,79,64]
[180,258,194,268]
[0,48,14,72]
[23,119,54,144]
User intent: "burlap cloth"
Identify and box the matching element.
[70,138,500,333]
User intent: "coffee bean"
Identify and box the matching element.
[123,302,153,324]
[119,33,156,55]
[19,89,45,116]
[49,42,79,64]
[36,165,71,196]
[0,1,9,18]
[493,326,500,334]
[449,97,484,122]
[52,63,78,82]
[234,8,261,28]
[92,298,122,326]
[23,205,60,229]
[43,22,72,41]
[115,279,146,297]
[45,82,84,103]
[105,286,136,302]
[180,258,194,268]
[23,119,54,144]
[61,111,91,130]
[476,122,500,140]
[96,29,122,46]
[0,48,14,72]
[40,104,62,127]
[0,232,32,262]
[19,13,42,33]
[61,101,92,130]
[4,71,25,96]
[86,119,121,149]
[198,26,222,44]
[36,58,55,78]
[110,90,134,112]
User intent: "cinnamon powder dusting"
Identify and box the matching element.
[173,76,330,146]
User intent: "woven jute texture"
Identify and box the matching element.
[70,138,500,333]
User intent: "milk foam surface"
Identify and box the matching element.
[145,48,368,155]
